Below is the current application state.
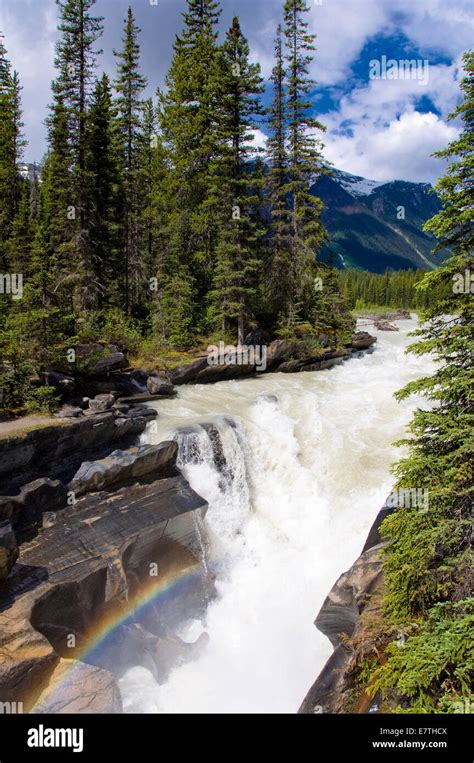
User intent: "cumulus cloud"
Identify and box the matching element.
[321,58,463,183]
[0,0,470,182]
[324,108,459,183]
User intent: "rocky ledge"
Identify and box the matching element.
[170,332,377,385]
[0,430,213,713]
[299,499,395,714]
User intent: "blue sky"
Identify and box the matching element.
[0,0,472,183]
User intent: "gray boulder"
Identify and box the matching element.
[56,405,83,419]
[45,370,76,395]
[89,394,115,412]
[147,376,175,396]
[76,343,128,375]
[351,331,377,350]
[374,319,399,332]
[68,442,178,496]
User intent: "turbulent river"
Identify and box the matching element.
[119,319,434,714]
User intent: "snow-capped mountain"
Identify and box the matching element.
[332,169,386,197]
[311,169,448,272]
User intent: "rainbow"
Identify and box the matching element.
[30,561,205,713]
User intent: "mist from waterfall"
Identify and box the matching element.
[119,320,434,713]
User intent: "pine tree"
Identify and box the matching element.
[207,17,264,344]
[266,25,292,322]
[114,6,147,316]
[370,51,474,713]
[282,0,327,325]
[52,0,103,310]
[85,73,121,308]
[158,0,222,342]
[0,36,24,271]
[6,176,35,275]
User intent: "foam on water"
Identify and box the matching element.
[119,320,434,713]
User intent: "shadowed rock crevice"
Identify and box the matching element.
[299,500,396,714]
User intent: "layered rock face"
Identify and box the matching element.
[0,407,157,494]
[170,332,377,385]
[299,501,395,714]
[0,410,212,714]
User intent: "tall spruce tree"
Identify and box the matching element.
[114,6,147,316]
[266,25,292,321]
[85,73,121,308]
[6,175,35,276]
[207,17,264,344]
[369,51,474,713]
[158,0,221,343]
[0,36,24,271]
[138,97,169,322]
[282,0,327,326]
[51,0,103,310]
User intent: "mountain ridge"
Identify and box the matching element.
[312,168,448,272]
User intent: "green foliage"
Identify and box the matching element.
[85,73,121,308]
[25,386,61,415]
[0,0,353,410]
[76,309,143,354]
[360,51,474,714]
[114,6,148,316]
[282,0,327,322]
[339,268,448,312]
[207,16,264,342]
[372,600,474,713]
[0,360,33,411]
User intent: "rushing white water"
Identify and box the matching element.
[119,319,434,714]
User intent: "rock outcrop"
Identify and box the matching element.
[299,500,395,714]
[374,320,399,332]
[68,442,178,496]
[170,332,377,386]
[0,407,157,494]
[0,472,210,712]
[147,376,175,396]
[34,660,123,714]
[351,331,378,351]
[0,479,67,543]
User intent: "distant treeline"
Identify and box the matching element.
[338,268,449,311]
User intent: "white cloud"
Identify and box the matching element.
[309,0,390,87]
[323,108,459,183]
[320,58,463,183]
[248,127,268,154]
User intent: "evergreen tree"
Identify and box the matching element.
[85,73,121,308]
[208,17,264,343]
[282,0,327,325]
[370,51,474,713]
[6,176,35,275]
[114,6,147,315]
[0,36,24,271]
[51,0,103,310]
[158,0,222,342]
[139,99,156,283]
[266,25,292,321]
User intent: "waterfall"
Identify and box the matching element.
[121,319,435,714]
[171,419,251,540]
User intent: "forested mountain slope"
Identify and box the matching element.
[313,169,450,272]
